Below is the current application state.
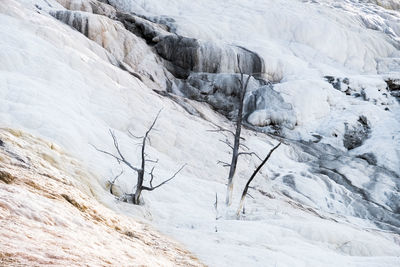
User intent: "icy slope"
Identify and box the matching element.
[0,128,202,266]
[1,0,400,266]
[105,0,400,229]
[108,0,400,170]
[110,0,400,74]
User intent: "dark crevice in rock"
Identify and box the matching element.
[236,46,264,77]
[117,12,170,44]
[385,78,400,102]
[242,122,284,137]
[282,174,296,189]
[51,11,90,38]
[0,171,15,184]
[356,153,377,165]
[4,149,30,169]
[153,89,203,118]
[325,76,352,96]
[118,61,143,81]
[146,15,177,33]
[343,115,370,150]
[386,79,400,91]
[62,194,87,212]
[170,73,270,120]
[155,35,200,78]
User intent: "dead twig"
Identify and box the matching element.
[237,143,282,217]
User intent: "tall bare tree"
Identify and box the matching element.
[92,110,186,204]
[225,68,252,206]
[210,56,261,206]
[213,57,282,208]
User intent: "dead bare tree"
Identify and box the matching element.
[92,110,186,205]
[225,68,251,206]
[236,142,281,217]
[213,56,259,207]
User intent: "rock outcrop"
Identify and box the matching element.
[51,0,296,132]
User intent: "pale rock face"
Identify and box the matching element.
[2,0,400,266]
[50,9,169,89]
[55,0,117,18]
[56,0,94,13]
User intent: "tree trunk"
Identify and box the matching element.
[134,170,144,204]
[225,88,245,206]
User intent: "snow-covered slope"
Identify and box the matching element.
[1,0,400,266]
[108,0,400,170]
[0,128,202,266]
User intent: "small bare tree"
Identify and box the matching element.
[92,110,186,205]
[236,142,281,217]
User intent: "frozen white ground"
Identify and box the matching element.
[0,129,202,266]
[1,0,400,266]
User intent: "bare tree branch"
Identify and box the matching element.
[149,166,155,188]
[217,160,231,168]
[238,152,262,161]
[128,129,144,139]
[237,142,281,217]
[91,144,123,163]
[208,128,235,136]
[147,136,152,146]
[92,130,144,173]
[133,109,162,203]
[142,164,187,191]
[219,138,234,150]
[109,130,126,162]
[207,125,246,141]
[93,109,185,205]
[145,158,159,163]
[246,192,254,199]
[239,143,250,150]
[109,169,124,195]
